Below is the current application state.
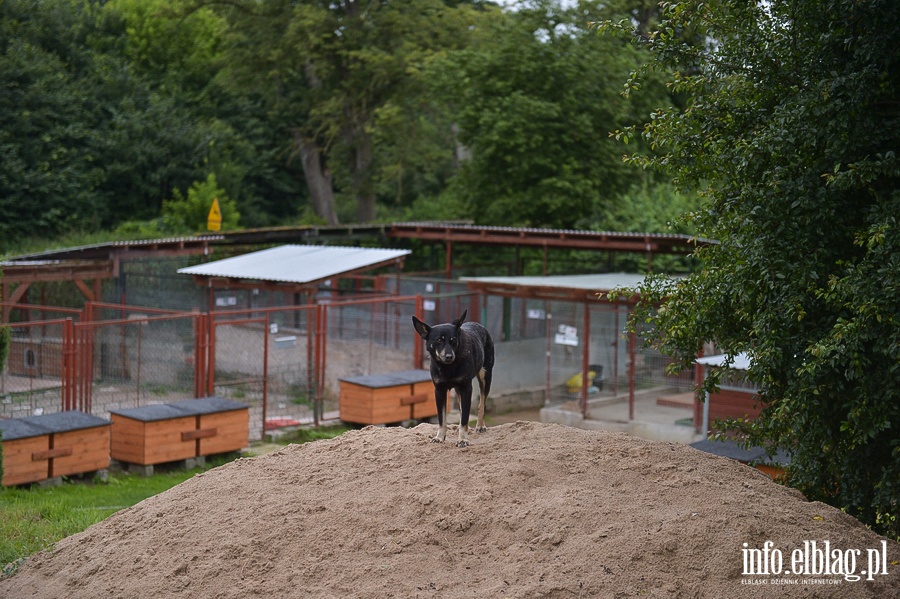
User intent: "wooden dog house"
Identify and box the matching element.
[109,397,249,466]
[0,411,111,486]
[7,338,64,378]
[339,369,436,425]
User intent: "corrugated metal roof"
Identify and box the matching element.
[177,245,411,284]
[391,222,717,250]
[696,352,751,371]
[398,221,707,241]
[460,273,653,292]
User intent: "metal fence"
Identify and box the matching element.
[1,281,693,440]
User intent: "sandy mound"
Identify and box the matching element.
[1,422,898,598]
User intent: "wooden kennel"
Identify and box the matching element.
[339,369,436,425]
[0,411,111,486]
[109,397,249,466]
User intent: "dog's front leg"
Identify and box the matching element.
[456,382,473,448]
[432,386,448,443]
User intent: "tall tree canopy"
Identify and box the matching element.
[207,0,491,225]
[426,0,672,229]
[0,0,243,246]
[603,0,900,537]
[1,0,696,250]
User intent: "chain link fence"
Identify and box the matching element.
[2,266,694,440]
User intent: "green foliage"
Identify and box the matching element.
[0,456,236,570]
[604,0,900,537]
[0,0,300,251]
[0,0,694,246]
[427,0,673,229]
[601,182,699,235]
[210,0,489,223]
[162,174,240,234]
[0,324,10,373]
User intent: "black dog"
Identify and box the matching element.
[412,310,494,447]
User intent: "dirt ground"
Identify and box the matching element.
[2,421,898,598]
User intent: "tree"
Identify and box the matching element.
[601,1,900,537]
[427,0,672,229]
[0,0,250,248]
[162,174,240,234]
[208,0,489,224]
[101,0,297,229]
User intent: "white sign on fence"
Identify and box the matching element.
[554,324,578,346]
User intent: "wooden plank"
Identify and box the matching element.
[401,393,429,406]
[370,402,410,424]
[43,426,111,477]
[32,447,74,461]
[182,428,217,441]
[110,416,147,464]
[199,411,248,455]
[2,436,50,486]
[111,416,195,465]
[709,389,762,424]
[412,398,438,419]
[143,418,197,464]
[339,403,375,425]
[340,379,435,424]
[411,382,437,418]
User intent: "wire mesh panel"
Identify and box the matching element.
[209,318,267,441]
[0,319,69,420]
[544,300,589,408]
[119,256,207,312]
[260,307,317,436]
[209,306,321,440]
[323,298,419,397]
[77,314,201,416]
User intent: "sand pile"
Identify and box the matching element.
[1,421,898,598]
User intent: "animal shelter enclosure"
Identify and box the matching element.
[1,227,701,443]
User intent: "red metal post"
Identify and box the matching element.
[613,307,620,396]
[262,318,269,440]
[194,313,208,398]
[444,241,453,279]
[62,318,74,411]
[135,320,143,406]
[628,329,636,421]
[207,316,217,396]
[544,303,552,406]
[581,303,591,419]
[306,305,315,413]
[413,295,423,369]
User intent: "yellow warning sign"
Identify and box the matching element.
[207,198,222,231]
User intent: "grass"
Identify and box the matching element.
[0,459,229,576]
[0,425,350,577]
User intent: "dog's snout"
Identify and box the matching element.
[438,348,455,363]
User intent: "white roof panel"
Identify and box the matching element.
[696,353,752,371]
[460,273,654,292]
[177,245,411,284]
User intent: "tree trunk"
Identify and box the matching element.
[296,135,339,225]
[353,131,376,222]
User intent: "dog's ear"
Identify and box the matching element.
[452,309,468,328]
[411,316,431,339]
